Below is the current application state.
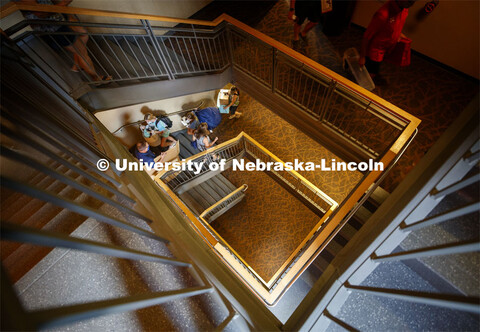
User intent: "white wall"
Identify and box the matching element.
[95,90,217,147]
[351,0,480,79]
[70,0,212,27]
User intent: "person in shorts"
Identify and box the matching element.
[288,0,322,44]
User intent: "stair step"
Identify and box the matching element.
[187,187,213,211]
[190,186,217,208]
[161,39,201,74]
[208,176,232,197]
[2,182,86,261]
[118,38,158,77]
[176,133,198,157]
[135,38,169,74]
[369,186,390,207]
[89,37,140,82]
[2,191,99,283]
[179,191,204,216]
[0,162,71,218]
[199,180,224,202]
[324,238,344,258]
[215,174,237,192]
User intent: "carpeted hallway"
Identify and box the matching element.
[191,0,479,192]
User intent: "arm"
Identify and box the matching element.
[288,0,296,20]
[224,94,237,109]
[204,136,218,149]
[160,134,172,147]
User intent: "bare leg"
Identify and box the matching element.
[293,22,301,41]
[64,42,99,80]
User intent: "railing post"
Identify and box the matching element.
[142,19,175,80]
[272,48,278,93]
[318,80,337,122]
[225,24,235,68]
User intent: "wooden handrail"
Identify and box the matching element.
[1,3,420,141]
[0,2,217,26]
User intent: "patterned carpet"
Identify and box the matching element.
[191,0,479,192]
[252,0,479,192]
[210,168,320,281]
[189,0,478,280]
[210,94,361,281]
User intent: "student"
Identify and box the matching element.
[185,111,200,136]
[193,123,218,152]
[134,141,165,165]
[359,0,416,84]
[224,86,241,119]
[142,114,177,151]
[18,0,110,82]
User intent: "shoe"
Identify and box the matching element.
[235,112,242,118]
[229,114,236,119]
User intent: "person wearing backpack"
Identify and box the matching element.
[141,113,177,152]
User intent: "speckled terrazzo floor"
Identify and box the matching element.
[191,0,479,193]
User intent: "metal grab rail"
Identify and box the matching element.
[284,97,479,331]
[160,133,245,191]
[200,184,248,222]
[1,44,244,331]
[159,132,336,217]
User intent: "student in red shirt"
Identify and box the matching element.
[359,0,416,83]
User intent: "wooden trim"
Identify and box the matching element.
[154,179,218,246]
[0,3,217,26]
[220,15,420,126]
[200,185,247,218]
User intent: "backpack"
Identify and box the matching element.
[196,107,221,131]
[157,115,173,129]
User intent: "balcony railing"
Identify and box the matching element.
[156,132,337,305]
[1,1,423,328]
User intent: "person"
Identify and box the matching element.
[224,86,241,119]
[183,106,222,135]
[185,111,200,136]
[193,123,218,152]
[142,114,177,152]
[359,0,416,83]
[134,141,165,165]
[288,0,322,45]
[17,0,110,82]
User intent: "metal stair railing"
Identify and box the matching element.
[1,51,246,331]
[4,17,230,86]
[283,96,480,331]
[156,131,337,305]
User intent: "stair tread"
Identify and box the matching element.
[215,174,237,192]
[199,180,224,202]
[177,134,198,157]
[188,187,215,210]
[118,38,157,77]
[179,191,203,216]
[208,176,232,197]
